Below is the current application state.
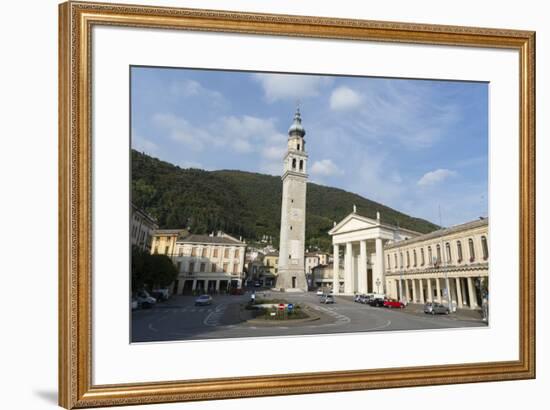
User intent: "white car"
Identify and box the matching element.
[316,289,324,296]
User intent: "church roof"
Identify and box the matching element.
[288,107,306,137]
[177,233,246,246]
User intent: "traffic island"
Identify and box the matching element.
[241,299,321,325]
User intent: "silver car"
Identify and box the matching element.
[320,294,335,304]
[424,302,450,315]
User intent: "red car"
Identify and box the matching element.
[383,299,405,309]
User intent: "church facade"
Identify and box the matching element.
[276,108,309,291]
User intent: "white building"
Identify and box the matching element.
[131,203,158,252]
[172,231,247,293]
[276,107,309,291]
[305,251,329,275]
[384,218,489,309]
[328,207,419,294]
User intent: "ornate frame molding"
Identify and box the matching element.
[59,1,535,408]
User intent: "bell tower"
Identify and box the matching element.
[276,107,308,292]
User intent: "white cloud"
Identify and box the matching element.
[169,79,226,108]
[310,159,343,177]
[132,134,158,154]
[417,169,457,186]
[330,86,363,111]
[253,73,331,102]
[262,145,286,160]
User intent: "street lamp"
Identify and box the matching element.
[376,278,381,294]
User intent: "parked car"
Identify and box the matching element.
[358,294,372,304]
[369,298,385,307]
[354,294,363,302]
[195,294,213,306]
[320,294,335,304]
[136,289,156,309]
[230,288,245,295]
[424,302,450,315]
[151,288,170,302]
[384,299,405,309]
[317,289,325,296]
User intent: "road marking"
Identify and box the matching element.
[204,303,227,327]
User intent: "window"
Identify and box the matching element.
[154,246,158,254]
[176,262,182,272]
[436,244,442,264]
[202,247,208,257]
[406,251,410,267]
[164,246,169,254]
[223,262,229,272]
[445,242,452,263]
[481,236,489,260]
[297,143,300,151]
[213,248,218,257]
[420,248,425,266]
[189,262,195,273]
[457,241,463,262]
[224,248,230,258]
[292,158,296,169]
[428,246,432,265]
[387,255,391,269]
[212,263,217,272]
[299,160,303,171]
[233,263,239,274]
[394,254,398,269]
[413,250,417,267]
[178,248,183,257]
[200,263,206,272]
[191,247,197,257]
[399,252,403,268]
[469,238,476,262]
[234,249,240,258]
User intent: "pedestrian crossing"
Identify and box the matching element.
[204,304,228,327]
[312,305,351,323]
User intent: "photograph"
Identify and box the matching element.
[130,67,490,342]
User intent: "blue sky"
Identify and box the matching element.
[131,66,488,227]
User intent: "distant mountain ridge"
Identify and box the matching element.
[131,150,439,251]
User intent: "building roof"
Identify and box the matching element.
[131,203,158,226]
[265,251,279,257]
[177,233,246,246]
[153,229,188,236]
[384,217,488,250]
[288,107,306,137]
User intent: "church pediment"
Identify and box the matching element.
[329,213,378,235]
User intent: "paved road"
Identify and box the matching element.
[132,291,487,342]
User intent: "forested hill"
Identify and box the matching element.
[131,150,439,251]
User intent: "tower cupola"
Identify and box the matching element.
[288,107,306,138]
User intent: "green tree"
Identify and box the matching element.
[131,246,178,291]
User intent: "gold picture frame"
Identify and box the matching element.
[58,1,536,408]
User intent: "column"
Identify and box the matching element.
[344,242,353,294]
[435,278,442,303]
[427,278,433,302]
[455,277,463,308]
[419,279,425,303]
[192,280,197,290]
[405,279,411,302]
[215,280,220,291]
[359,240,368,294]
[398,278,404,302]
[445,277,452,307]
[374,238,385,294]
[467,277,479,308]
[411,279,418,303]
[332,244,340,294]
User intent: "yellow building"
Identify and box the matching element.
[151,229,188,258]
